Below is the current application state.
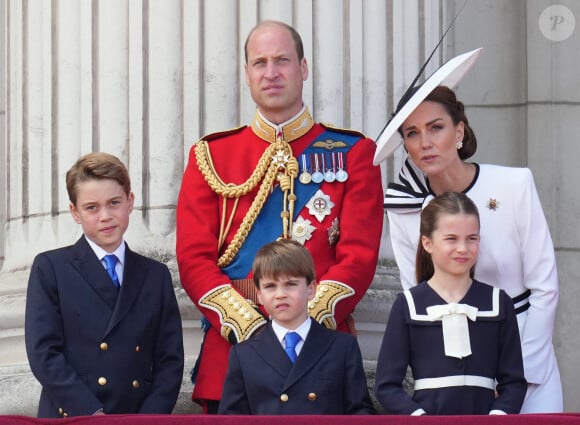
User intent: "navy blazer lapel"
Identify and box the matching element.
[252,324,294,377]
[71,236,119,310]
[104,244,145,336]
[283,321,334,391]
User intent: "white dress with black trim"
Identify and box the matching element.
[384,160,562,412]
[375,280,527,415]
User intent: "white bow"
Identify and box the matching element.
[426,303,478,359]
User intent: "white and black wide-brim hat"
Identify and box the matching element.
[373,47,484,165]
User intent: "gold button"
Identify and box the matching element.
[100,342,108,351]
[132,380,140,388]
[98,377,107,386]
[63,413,68,417]
[58,408,63,415]
[280,394,289,403]
[308,392,316,401]
[135,346,140,352]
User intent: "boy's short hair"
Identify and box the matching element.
[66,152,131,205]
[252,239,315,288]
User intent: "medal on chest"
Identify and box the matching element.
[306,189,335,222]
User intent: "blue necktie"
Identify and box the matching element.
[284,332,301,363]
[103,254,120,289]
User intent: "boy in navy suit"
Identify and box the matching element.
[25,152,184,417]
[218,239,374,414]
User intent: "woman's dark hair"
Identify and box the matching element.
[415,192,480,283]
[397,85,477,160]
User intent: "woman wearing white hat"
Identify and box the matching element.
[375,49,563,413]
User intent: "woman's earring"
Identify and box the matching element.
[456,139,463,150]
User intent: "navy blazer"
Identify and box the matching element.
[218,319,374,415]
[25,236,184,417]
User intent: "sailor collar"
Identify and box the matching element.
[251,107,314,143]
[404,283,500,322]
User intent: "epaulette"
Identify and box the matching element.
[198,125,247,143]
[320,122,367,139]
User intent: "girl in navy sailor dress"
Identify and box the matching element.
[375,192,526,415]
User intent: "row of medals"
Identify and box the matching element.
[298,152,348,184]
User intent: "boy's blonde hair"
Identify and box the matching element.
[252,239,315,288]
[66,152,131,205]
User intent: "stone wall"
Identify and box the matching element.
[2,0,579,413]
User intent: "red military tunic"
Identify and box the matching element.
[176,107,383,403]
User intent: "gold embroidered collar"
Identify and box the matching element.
[251,107,314,143]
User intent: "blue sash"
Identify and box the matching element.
[222,130,360,279]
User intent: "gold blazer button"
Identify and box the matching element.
[132,380,140,388]
[280,394,289,403]
[100,342,108,351]
[308,392,317,401]
[98,377,107,386]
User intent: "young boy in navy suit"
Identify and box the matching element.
[218,239,374,414]
[25,152,184,417]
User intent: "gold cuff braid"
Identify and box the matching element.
[199,284,267,343]
[307,280,355,330]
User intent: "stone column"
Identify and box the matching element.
[0,0,200,414]
[526,2,580,410]
[0,0,456,415]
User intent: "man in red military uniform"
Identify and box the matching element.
[176,20,383,413]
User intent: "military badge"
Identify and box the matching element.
[327,217,340,247]
[291,216,316,244]
[335,152,348,182]
[306,189,335,222]
[322,153,336,182]
[311,154,324,184]
[272,149,290,169]
[312,139,348,150]
[298,154,312,184]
